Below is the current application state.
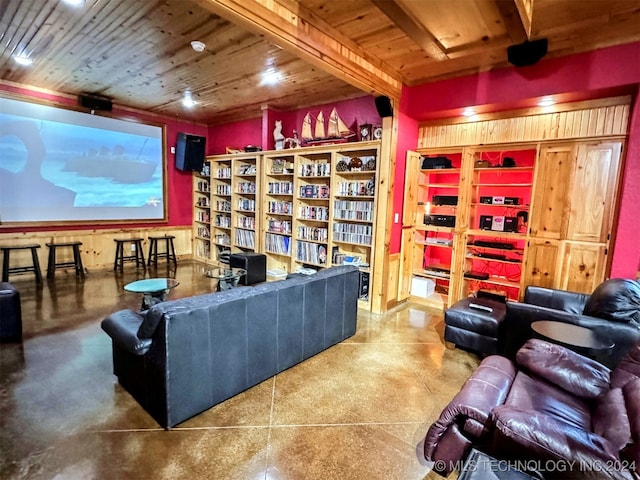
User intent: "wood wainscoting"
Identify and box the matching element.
[0,227,193,272]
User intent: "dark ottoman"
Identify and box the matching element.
[229,253,267,286]
[445,297,506,355]
[0,282,22,342]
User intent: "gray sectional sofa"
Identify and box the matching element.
[101,265,359,428]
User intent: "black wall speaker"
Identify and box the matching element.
[175,133,206,172]
[375,95,393,118]
[78,94,112,111]
[507,38,548,67]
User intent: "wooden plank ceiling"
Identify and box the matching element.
[1,0,638,125]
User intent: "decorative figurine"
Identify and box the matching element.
[274,120,285,150]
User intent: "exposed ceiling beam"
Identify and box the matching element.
[194,0,403,101]
[494,0,529,43]
[371,0,449,60]
[514,0,534,39]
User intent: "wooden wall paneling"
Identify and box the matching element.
[386,252,400,310]
[398,227,415,302]
[558,241,607,293]
[566,141,622,243]
[529,143,575,239]
[0,227,192,271]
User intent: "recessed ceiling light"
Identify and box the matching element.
[538,97,555,107]
[191,41,206,53]
[182,91,197,108]
[260,68,281,86]
[62,0,85,6]
[13,54,33,66]
[462,107,476,117]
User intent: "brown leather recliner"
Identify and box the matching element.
[424,339,640,479]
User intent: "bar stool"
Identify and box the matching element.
[147,235,177,267]
[45,241,85,278]
[1,244,42,283]
[113,238,146,272]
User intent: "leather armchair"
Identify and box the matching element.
[424,339,640,479]
[502,279,640,368]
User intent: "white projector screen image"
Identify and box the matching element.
[0,96,165,223]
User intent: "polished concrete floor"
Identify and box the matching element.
[0,261,479,479]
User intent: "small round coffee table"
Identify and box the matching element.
[204,267,246,291]
[531,320,614,360]
[124,278,179,310]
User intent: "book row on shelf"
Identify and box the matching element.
[196,211,210,222]
[216,200,231,211]
[197,226,210,238]
[215,234,230,245]
[216,184,231,195]
[238,164,257,175]
[196,196,210,207]
[333,200,374,221]
[197,180,210,192]
[214,166,231,178]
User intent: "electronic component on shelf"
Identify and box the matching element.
[421,156,452,169]
[479,196,520,205]
[478,215,518,232]
[464,270,490,280]
[432,195,458,206]
[424,214,456,227]
[469,303,493,312]
[474,252,506,260]
[473,240,515,249]
[427,238,454,246]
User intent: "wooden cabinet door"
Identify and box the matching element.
[558,241,607,294]
[529,144,575,239]
[402,151,422,226]
[398,227,415,301]
[522,238,561,289]
[566,142,621,243]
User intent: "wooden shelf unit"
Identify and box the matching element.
[196,141,381,310]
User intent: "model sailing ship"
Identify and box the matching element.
[300,108,355,146]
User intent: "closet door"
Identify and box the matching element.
[566,142,622,243]
[558,241,607,293]
[529,144,575,240]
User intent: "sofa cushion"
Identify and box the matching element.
[516,339,611,400]
[582,278,640,324]
[623,379,640,445]
[101,310,152,355]
[593,388,632,451]
[612,341,640,389]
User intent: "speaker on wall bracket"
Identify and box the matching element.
[507,38,548,67]
[375,95,393,118]
[175,132,206,172]
[78,93,113,112]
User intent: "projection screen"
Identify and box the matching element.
[0,96,165,224]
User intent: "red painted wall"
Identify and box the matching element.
[396,42,640,280]
[207,117,262,155]
[0,82,206,232]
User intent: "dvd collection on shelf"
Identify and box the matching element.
[297,226,328,242]
[238,163,257,175]
[216,184,231,195]
[196,180,210,192]
[236,215,255,229]
[298,205,329,221]
[267,219,292,234]
[215,200,230,211]
[237,199,255,211]
[299,162,331,177]
[333,223,373,245]
[266,233,291,255]
[196,225,210,238]
[196,196,210,207]
[333,200,374,221]
[214,214,230,227]
[299,184,330,199]
[267,181,293,194]
[336,180,374,197]
[237,181,256,194]
[296,241,328,265]
[214,167,231,178]
[196,210,210,222]
[234,229,255,249]
[268,200,292,215]
[214,233,230,245]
